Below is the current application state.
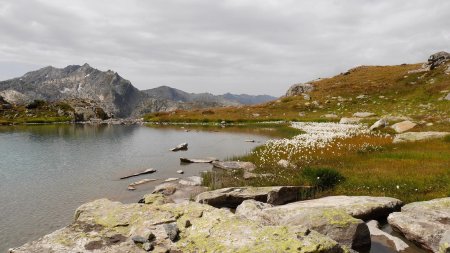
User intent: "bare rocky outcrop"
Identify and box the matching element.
[286,83,315,96]
[424,51,450,70]
[388,197,450,253]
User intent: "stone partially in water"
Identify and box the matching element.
[388,197,450,253]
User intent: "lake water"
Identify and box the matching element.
[0,124,268,251]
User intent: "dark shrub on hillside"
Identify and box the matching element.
[94,107,109,120]
[26,100,47,109]
[302,167,345,190]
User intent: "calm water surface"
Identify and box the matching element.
[0,124,268,251]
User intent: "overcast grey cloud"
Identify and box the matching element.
[0,0,449,96]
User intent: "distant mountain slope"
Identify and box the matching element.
[145,51,450,125]
[0,65,275,119]
[143,86,276,106]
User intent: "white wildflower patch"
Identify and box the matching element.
[252,122,387,166]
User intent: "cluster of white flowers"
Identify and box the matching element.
[252,122,386,165]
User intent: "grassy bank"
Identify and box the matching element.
[202,123,450,203]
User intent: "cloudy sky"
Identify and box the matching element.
[0,0,449,96]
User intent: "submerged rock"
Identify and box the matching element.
[10,198,345,253]
[195,186,305,208]
[388,197,450,253]
[393,131,450,143]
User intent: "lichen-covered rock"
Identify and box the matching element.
[393,131,450,143]
[236,200,370,251]
[387,197,450,253]
[195,186,304,208]
[424,51,450,70]
[261,195,403,221]
[10,198,345,253]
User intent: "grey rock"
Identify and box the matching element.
[178,176,203,186]
[212,161,256,171]
[180,157,216,163]
[366,220,409,252]
[195,186,304,208]
[388,197,450,253]
[132,235,147,244]
[285,83,314,96]
[391,120,417,133]
[120,168,157,180]
[235,199,371,251]
[339,117,361,124]
[393,131,450,143]
[370,118,388,130]
[170,143,188,151]
[424,51,450,70]
[445,93,450,101]
[142,242,154,251]
[163,223,179,242]
[353,112,376,118]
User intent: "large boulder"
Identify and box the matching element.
[195,186,304,208]
[236,200,371,251]
[424,51,450,70]
[11,198,345,253]
[286,83,315,96]
[258,195,403,221]
[393,131,450,143]
[388,197,450,253]
[391,120,416,133]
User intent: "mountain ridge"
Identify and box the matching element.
[0,64,276,119]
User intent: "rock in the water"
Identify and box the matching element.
[128,178,157,187]
[370,118,388,131]
[212,161,256,171]
[339,117,361,124]
[120,168,156,179]
[170,143,188,151]
[195,186,305,208]
[178,176,203,186]
[353,112,376,118]
[366,220,409,252]
[388,197,450,253]
[180,157,216,163]
[10,198,344,253]
[391,120,417,133]
[285,83,314,96]
[176,170,184,174]
[235,199,371,251]
[165,177,179,182]
[393,131,450,143]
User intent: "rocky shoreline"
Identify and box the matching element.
[10,176,450,253]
